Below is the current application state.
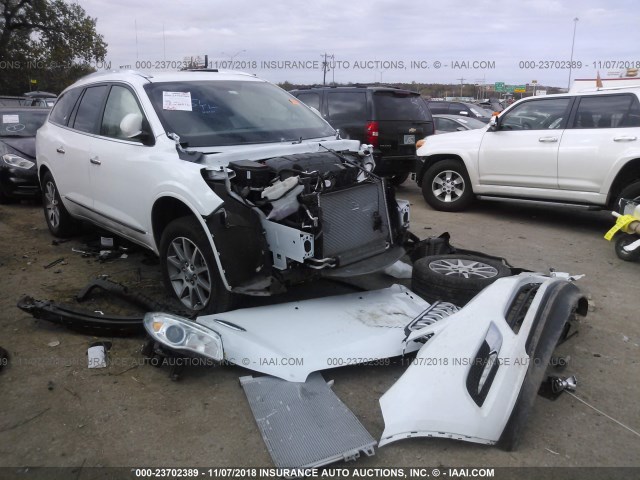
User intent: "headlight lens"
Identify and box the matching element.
[2,153,35,169]
[143,312,223,361]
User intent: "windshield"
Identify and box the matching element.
[144,80,335,147]
[0,109,48,137]
[457,117,487,129]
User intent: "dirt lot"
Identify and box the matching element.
[1,183,639,476]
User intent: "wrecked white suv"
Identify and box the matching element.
[36,70,411,313]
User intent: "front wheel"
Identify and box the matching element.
[615,180,640,214]
[41,171,78,238]
[421,160,474,211]
[160,216,234,315]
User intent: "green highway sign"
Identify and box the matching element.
[494,82,505,92]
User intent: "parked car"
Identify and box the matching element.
[416,87,640,211]
[478,98,504,113]
[22,91,57,108]
[432,114,487,134]
[290,85,435,185]
[426,101,493,123]
[0,107,49,202]
[37,71,413,314]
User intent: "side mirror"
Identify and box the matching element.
[459,111,468,116]
[488,115,499,132]
[120,113,143,138]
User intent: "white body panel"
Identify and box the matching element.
[196,284,430,382]
[379,274,564,446]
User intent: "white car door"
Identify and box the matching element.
[558,93,640,193]
[88,85,156,244]
[477,97,572,190]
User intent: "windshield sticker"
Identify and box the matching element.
[162,92,192,111]
[2,114,19,124]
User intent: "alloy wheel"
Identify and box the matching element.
[432,170,466,203]
[44,181,60,229]
[166,236,212,310]
[429,258,499,279]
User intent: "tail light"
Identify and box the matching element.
[365,121,379,147]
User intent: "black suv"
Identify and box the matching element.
[291,85,434,185]
[426,101,493,123]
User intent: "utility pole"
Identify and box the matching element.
[457,77,465,98]
[321,53,333,86]
[567,17,579,90]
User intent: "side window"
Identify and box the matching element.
[49,88,82,126]
[100,86,146,141]
[327,92,367,123]
[436,118,459,132]
[72,85,109,133]
[296,92,321,111]
[501,98,571,130]
[572,95,640,129]
[449,103,466,115]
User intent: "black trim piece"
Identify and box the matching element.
[64,196,147,235]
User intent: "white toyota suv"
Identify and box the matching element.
[36,70,411,314]
[416,86,640,211]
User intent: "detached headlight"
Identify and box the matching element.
[2,154,35,169]
[143,312,223,361]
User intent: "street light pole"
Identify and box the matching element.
[567,17,579,90]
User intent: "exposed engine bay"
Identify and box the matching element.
[202,145,410,293]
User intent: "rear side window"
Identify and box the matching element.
[296,92,321,111]
[427,102,449,114]
[374,93,431,121]
[327,92,367,123]
[448,103,467,115]
[573,94,640,128]
[49,88,82,126]
[72,86,109,133]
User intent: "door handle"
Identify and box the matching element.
[613,136,637,142]
[56,147,65,154]
[538,137,558,143]
[89,157,101,165]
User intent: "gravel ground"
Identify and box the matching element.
[0,182,638,478]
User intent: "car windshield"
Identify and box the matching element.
[373,92,432,121]
[0,109,48,137]
[467,105,492,118]
[144,80,335,147]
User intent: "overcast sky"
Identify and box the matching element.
[79,0,640,89]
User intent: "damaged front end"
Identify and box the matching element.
[379,273,588,450]
[201,143,411,295]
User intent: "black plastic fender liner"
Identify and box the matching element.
[17,296,146,337]
[498,281,588,451]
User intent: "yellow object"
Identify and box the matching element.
[604,215,638,241]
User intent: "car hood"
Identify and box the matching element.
[417,127,486,156]
[0,137,36,159]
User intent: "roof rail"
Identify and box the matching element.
[575,84,640,93]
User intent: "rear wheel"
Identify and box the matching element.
[160,216,234,315]
[42,172,78,238]
[421,159,474,211]
[389,172,410,186]
[615,180,640,213]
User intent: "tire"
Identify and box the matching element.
[615,233,640,262]
[411,254,511,305]
[421,159,474,211]
[159,216,234,315]
[41,171,78,238]
[389,172,410,186]
[615,180,640,213]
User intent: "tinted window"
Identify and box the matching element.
[435,117,460,132]
[426,101,449,114]
[373,92,431,121]
[448,103,467,115]
[296,92,321,111]
[573,95,640,129]
[327,92,367,123]
[101,86,146,141]
[501,98,571,130]
[73,86,109,133]
[49,88,82,126]
[145,80,334,148]
[0,109,48,137]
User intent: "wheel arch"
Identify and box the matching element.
[417,154,467,185]
[38,164,51,186]
[607,158,640,207]
[151,195,232,291]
